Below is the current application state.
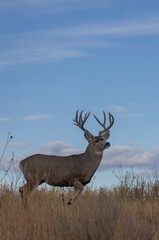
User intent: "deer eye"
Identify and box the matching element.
[95,138,102,142]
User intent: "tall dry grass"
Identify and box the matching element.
[0,171,159,240]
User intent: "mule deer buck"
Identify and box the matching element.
[19,110,114,206]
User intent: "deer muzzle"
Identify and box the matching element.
[105,142,110,148]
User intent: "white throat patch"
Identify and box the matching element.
[95,151,102,155]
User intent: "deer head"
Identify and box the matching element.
[73,110,114,152]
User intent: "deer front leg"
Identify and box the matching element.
[19,184,29,208]
[67,179,84,205]
[19,182,37,208]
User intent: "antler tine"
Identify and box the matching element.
[79,110,84,126]
[73,110,91,132]
[93,111,106,136]
[107,112,114,130]
[73,110,79,126]
[93,111,114,136]
[93,115,101,126]
[103,111,106,125]
[83,111,90,124]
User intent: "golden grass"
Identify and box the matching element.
[0,173,159,240]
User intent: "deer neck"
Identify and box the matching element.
[81,144,103,180]
[85,144,103,163]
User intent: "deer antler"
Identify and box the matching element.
[73,110,90,131]
[73,110,95,137]
[93,112,114,136]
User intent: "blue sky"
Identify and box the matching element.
[0,0,159,187]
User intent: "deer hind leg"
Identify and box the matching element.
[67,179,84,205]
[19,181,37,208]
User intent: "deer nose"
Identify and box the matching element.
[105,142,110,147]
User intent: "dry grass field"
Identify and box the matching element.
[0,171,159,240]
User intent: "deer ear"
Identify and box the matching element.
[84,131,94,142]
[102,130,110,140]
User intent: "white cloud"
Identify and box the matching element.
[108,105,128,113]
[130,102,139,107]
[108,104,141,117]
[55,19,159,37]
[0,141,31,149]
[24,114,50,120]
[121,113,142,117]
[0,0,110,13]
[100,145,159,171]
[31,140,83,156]
[0,118,10,122]
[0,47,87,68]
[0,17,159,68]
